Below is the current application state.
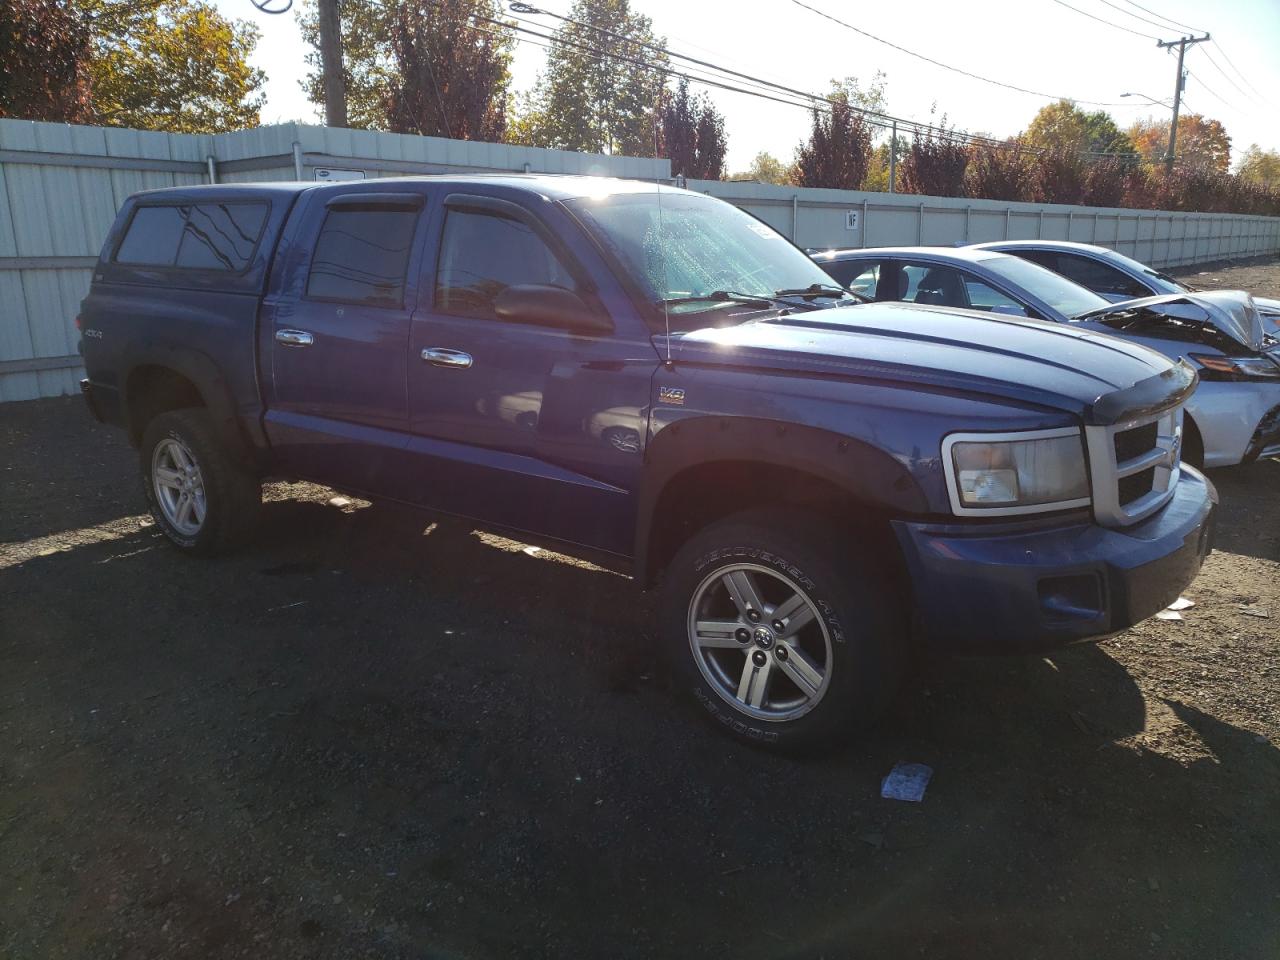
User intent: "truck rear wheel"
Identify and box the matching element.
[659,508,905,751]
[140,409,261,555]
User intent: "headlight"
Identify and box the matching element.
[1189,353,1280,381]
[943,428,1090,515]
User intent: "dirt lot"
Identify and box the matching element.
[2,258,1278,960]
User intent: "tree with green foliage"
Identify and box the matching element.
[0,0,94,122]
[298,0,394,129]
[728,151,791,184]
[384,0,512,140]
[515,0,668,155]
[80,0,265,132]
[1234,144,1280,189]
[1024,99,1136,160]
[655,78,726,179]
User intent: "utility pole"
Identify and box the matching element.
[1156,33,1209,174]
[317,0,347,128]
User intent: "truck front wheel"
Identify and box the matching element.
[659,508,905,750]
[140,409,261,554]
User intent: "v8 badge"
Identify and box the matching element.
[658,386,685,406]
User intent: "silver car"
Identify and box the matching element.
[813,246,1280,468]
[969,239,1280,323]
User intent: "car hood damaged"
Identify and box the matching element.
[1078,289,1271,354]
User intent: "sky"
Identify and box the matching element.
[215,0,1280,172]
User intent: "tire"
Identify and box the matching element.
[659,507,906,751]
[140,408,261,555]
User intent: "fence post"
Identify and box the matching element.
[292,141,304,180]
[861,198,869,248]
[1037,209,1044,238]
[1065,209,1071,241]
[791,194,798,242]
[964,205,971,242]
[917,202,924,244]
[1004,208,1011,239]
[206,156,217,184]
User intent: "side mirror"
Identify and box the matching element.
[493,284,613,334]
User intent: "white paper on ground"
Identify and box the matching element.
[880,762,933,802]
[1167,597,1195,611]
[1156,610,1184,621]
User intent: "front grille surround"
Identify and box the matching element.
[1084,405,1183,527]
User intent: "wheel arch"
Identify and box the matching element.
[636,417,928,587]
[123,346,256,470]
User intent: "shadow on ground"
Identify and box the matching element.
[4,473,1278,958]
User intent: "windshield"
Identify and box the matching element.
[1099,249,1188,295]
[565,190,858,324]
[978,254,1111,319]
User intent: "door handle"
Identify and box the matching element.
[276,329,314,347]
[422,347,473,369]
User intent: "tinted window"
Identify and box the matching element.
[116,205,188,265]
[1051,253,1150,299]
[307,208,419,305]
[115,202,267,270]
[963,278,1028,315]
[176,203,267,270]
[435,209,580,320]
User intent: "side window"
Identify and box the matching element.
[115,206,189,265]
[901,263,969,308]
[822,259,876,292]
[115,202,267,270]
[962,276,1028,315]
[177,203,268,271]
[1053,253,1149,299]
[306,207,419,306]
[435,209,580,320]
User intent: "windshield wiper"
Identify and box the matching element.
[657,290,785,309]
[774,282,864,302]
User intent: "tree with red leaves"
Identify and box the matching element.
[384,0,512,141]
[0,0,93,122]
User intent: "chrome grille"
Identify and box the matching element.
[1085,406,1183,527]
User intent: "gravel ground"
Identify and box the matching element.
[2,257,1278,960]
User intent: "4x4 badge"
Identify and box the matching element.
[659,386,685,405]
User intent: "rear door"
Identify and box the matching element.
[263,187,431,494]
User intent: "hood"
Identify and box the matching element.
[1077,289,1269,353]
[1253,296,1280,334]
[664,301,1182,424]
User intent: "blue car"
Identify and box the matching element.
[813,246,1280,468]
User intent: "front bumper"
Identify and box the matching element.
[893,467,1217,655]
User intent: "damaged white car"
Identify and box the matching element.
[813,246,1280,468]
[1076,290,1280,467]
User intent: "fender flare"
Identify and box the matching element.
[634,416,929,582]
[122,342,258,468]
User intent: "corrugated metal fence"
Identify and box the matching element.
[2,118,1278,402]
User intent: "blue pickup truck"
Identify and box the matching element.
[79,176,1216,749]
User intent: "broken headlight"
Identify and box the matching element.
[1189,353,1280,382]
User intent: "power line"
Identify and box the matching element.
[505,4,1158,162]
[1206,41,1278,108]
[1198,46,1261,105]
[1092,0,1190,34]
[785,0,1130,106]
[1048,0,1159,40]
[1116,0,1204,33]
[507,2,1057,152]
[1184,69,1237,111]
